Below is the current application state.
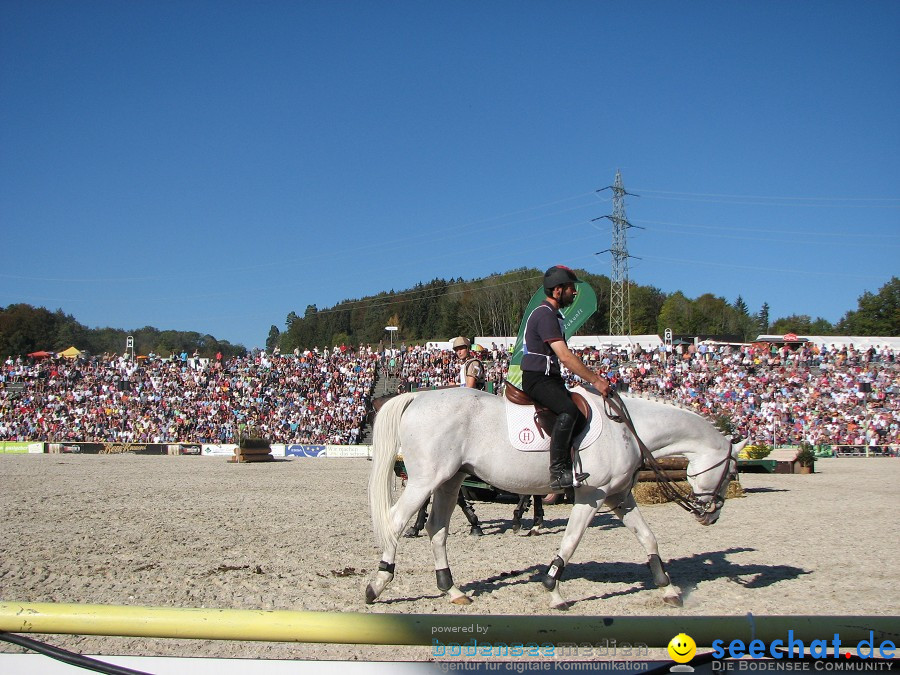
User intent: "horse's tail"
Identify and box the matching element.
[368,391,417,550]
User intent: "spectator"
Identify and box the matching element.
[1,340,897,452]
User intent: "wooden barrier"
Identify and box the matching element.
[230,439,274,463]
[636,469,686,482]
[636,457,688,482]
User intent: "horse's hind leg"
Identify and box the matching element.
[533,494,545,528]
[365,483,432,604]
[426,473,472,605]
[610,492,683,607]
[511,495,529,532]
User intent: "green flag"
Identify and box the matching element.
[506,281,598,387]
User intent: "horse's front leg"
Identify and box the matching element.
[543,488,604,609]
[427,473,472,605]
[610,491,683,607]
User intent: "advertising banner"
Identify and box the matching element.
[325,445,372,458]
[202,444,238,456]
[168,444,202,455]
[46,442,201,455]
[285,444,326,457]
[0,441,34,454]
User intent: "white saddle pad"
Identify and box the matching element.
[504,385,604,452]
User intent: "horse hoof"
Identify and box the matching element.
[549,598,571,610]
[365,584,377,604]
[450,595,473,605]
[663,594,683,608]
[517,528,533,537]
[469,526,484,537]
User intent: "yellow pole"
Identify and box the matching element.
[0,603,897,647]
[0,602,900,647]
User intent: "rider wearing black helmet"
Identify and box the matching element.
[521,265,610,490]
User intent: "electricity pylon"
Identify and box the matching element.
[594,170,641,335]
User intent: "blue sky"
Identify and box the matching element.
[2,1,897,349]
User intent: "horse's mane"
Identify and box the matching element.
[619,390,738,442]
[620,390,698,413]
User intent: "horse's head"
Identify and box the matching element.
[685,438,746,526]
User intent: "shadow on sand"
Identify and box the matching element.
[454,546,809,603]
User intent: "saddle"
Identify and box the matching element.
[504,382,591,439]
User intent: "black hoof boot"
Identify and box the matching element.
[543,555,565,590]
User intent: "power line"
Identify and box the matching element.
[631,188,900,203]
[634,218,900,239]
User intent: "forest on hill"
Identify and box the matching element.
[0,305,246,361]
[269,270,898,353]
[2,271,897,359]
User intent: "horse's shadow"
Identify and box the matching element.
[457,546,809,601]
[740,487,790,494]
[482,511,622,534]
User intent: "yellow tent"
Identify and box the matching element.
[59,346,82,359]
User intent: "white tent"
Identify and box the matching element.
[568,335,664,351]
[424,341,452,351]
[474,336,517,349]
[756,335,900,351]
[473,335,665,351]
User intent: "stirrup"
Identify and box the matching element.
[549,471,589,491]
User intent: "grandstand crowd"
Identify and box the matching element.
[2,340,898,450]
[1,346,377,445]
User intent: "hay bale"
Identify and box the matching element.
[632,479,743,505]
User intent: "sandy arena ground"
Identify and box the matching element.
[0,454,898,662]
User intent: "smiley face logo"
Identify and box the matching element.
[667,633,696,664]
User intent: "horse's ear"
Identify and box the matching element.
[732,438,749,456]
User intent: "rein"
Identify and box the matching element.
[603,391,735,518]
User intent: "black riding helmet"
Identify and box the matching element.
[543,265,579,295]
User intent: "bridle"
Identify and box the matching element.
[603,390,736,519]
[685,452,737,516]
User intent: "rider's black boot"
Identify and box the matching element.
[548,412,588,490]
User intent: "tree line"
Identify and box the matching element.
[0,305,245,361]
[2,273,896,359]
[269,270,899,352]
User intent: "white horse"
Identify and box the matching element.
[366,386,746,609]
